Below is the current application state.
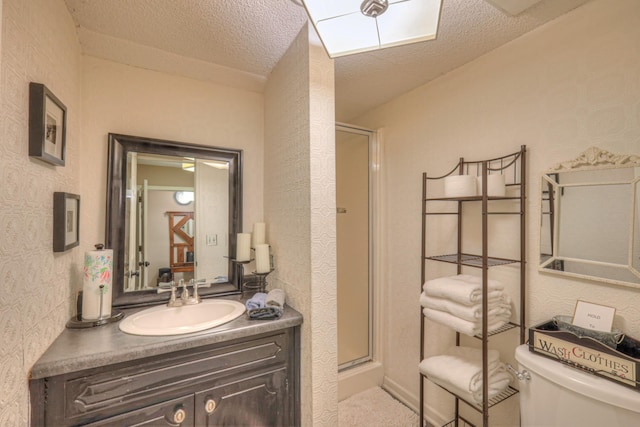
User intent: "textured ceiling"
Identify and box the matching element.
[64,0,593,121]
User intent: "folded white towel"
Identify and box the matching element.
[436,346,501,378]
[420,292,511,321]
[424,369,512,404]
[472,368,512,402]
[423,275,504,306]
[423,307,510,336]
[418,346,512,403]
[418,347,504,390]
[426,377,477,405]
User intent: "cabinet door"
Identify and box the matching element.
[51,332,289,425]
[195,367,290,427]
[84,395,194,427]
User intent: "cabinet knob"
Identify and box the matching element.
[205,399,217,414]
[173,408,187,424]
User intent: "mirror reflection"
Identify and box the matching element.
[125,153,229,291]
[539,148,640,288]
[180,217,195,238]
[107,134,242,307]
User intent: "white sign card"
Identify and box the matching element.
[572,300,615,332]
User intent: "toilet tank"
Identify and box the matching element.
[515,344,640,427]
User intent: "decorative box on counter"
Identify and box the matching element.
[529,319,640,391]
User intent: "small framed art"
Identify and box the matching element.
[53,192,80,252]
[29,82,67,166]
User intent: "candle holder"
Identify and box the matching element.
[242,269,274,293]
[229,258,252,291]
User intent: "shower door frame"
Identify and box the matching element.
[336,123,380,372]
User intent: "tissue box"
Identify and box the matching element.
[529,320,640,390]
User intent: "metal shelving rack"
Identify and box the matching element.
[419,146,527,427]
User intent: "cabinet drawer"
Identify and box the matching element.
[48,331,289,425]
[85,395,194,427]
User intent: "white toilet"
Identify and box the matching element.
[515,344,640,426]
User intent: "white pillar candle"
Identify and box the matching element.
[236,233,251,262]
[255,244,271,273]
[252,222,266,248]
[82,248,113,321]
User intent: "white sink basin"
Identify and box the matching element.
[119,299,246,336]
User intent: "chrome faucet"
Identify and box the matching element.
[158,279,212,306]
[157,280,183,307]
[185,279,211,305]
[179,279,189,303]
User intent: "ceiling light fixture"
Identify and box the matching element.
[301,0,442,58]
[181,159,229,172]
[361,0,389,17]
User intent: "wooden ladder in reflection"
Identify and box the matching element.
[167,211,195,275]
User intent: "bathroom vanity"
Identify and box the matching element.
[29,298,302,426]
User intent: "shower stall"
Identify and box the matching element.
[336,124,381,391]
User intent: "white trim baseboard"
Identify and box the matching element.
[382,376,450,427]
[338,361,384,401]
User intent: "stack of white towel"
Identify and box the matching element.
[421,274,511,336]
[419,346,512,403]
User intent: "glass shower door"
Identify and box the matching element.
[336,125,373,370]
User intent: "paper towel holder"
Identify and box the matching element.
[67,243,125,329]
[66,291,124,328]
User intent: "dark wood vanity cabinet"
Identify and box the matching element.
[30,328,300,426]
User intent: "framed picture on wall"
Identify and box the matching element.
[53,192,80,252]
[29,82,67,166]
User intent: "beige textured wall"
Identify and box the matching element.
[264,24,337,426]
[0,0,82,423]
[80,56,265,250]
[307,26,338,426]
[0,0,2,92]
[354,0,640,424]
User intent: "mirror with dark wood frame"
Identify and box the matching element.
[106,133,243,307]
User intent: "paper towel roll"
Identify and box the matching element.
[82,247,113,321]
[444,175,477,198]
[477,174,506,197]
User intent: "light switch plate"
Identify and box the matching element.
[206,234,218,246]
